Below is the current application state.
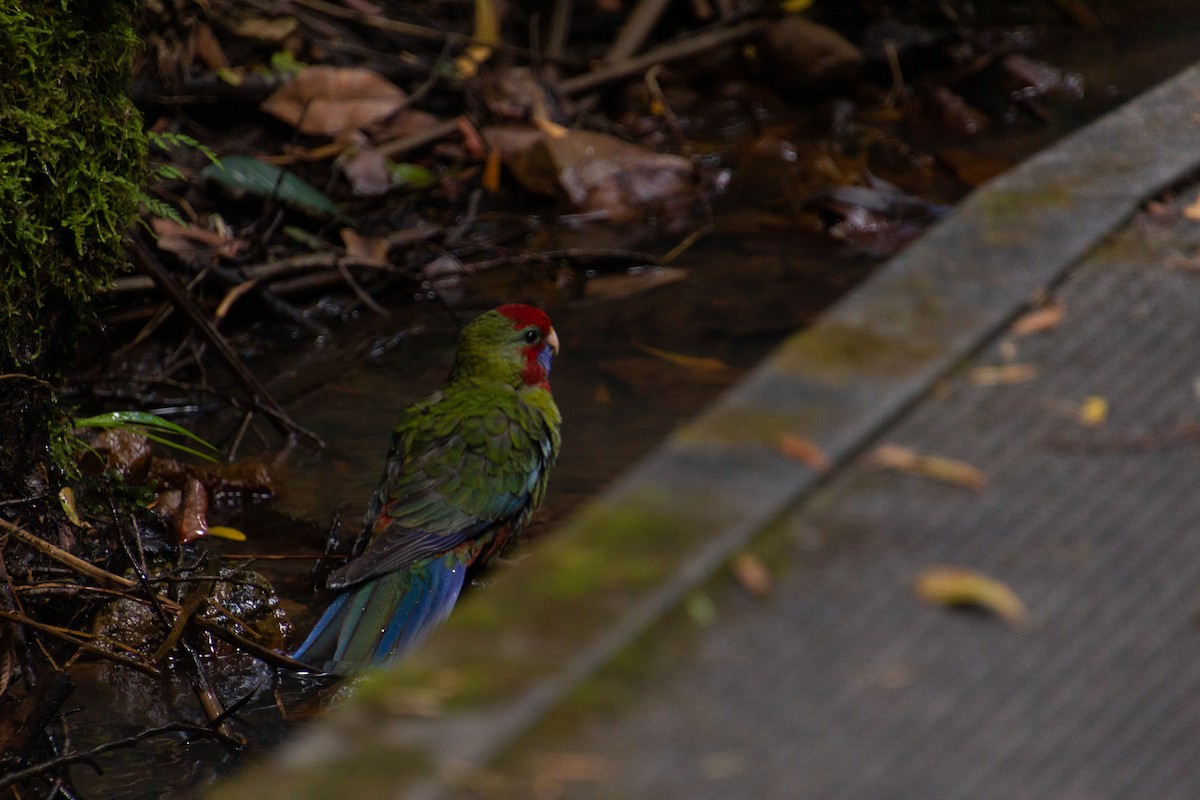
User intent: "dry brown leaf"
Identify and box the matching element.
[531,752,612,797]
[868,444,987,491]
[505,127,694,218]
[1011,300,1065,335]
[969,363,1037,386]
[151,217,245,260]
[341,147,392,197]
[340,228,389,266]
[777,433,830,473]
[732,553,772,597]
[192,23,229,70]
[261,66,407,138]
[633,342,737,377]
[227,15,298,43]
[914,566,1027,627]
[1183,195,1200,221]
[583,266,687,301]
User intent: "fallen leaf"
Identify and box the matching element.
[632,342,736,377]
[175,478,208,544]
[340,228,389,265]
[261,66,407,137]
[151,217,246,260]
[914,566,1027,627]
[1079,395,1108,426]
[227,14,299,43]
[341,148,392,197]
[206,526,248,542]
[867,444,987,491]
[58,487,87,528]
[1011,300,1065,335]
[777,433,830,472]
[969,363,1037,386]
[531,753,612,797]
[731,553,772,597]
[191,23,229,71]
[482,147,502,191]
[505,127,694,219]
[583,266,687,300]
[202,156,342,218]
[1185,195,1200,221]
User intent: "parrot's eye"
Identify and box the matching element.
[522,329,540,344]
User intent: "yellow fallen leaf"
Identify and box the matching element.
[867,444,987,491]
[914,566,1027,627]
[731,553,772,597]
[777,433,830,473]
[1079,395,1108,426]
[206,526,248,542]
[58,487,88,528]
[632,342,737,377]
[1011,300,1065,335]
[969,363,1037,386]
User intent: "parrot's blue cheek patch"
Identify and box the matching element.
[538,346,553,375]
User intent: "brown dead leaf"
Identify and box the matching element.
[192,23,229,70]
[341,147,392,197]
[867,444,987,491]
[777,433,830,473]
[340,228,389,265]
[261,66,407,138]
[583,266,687,301]
[969,363,1037,386]
[152,217,246,260]
[227,14,298,43]
[1011,300,1065,336]
[732,553,772,597]
[632,343,738,378]
[175,478,209,544]
[505,127,694,218]
[1185,195,1200,221]
[914,566,1027,627]
[531,753,612,798]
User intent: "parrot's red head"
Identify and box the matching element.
[453,304,559,391]
[496,303,559,390]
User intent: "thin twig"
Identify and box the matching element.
[0,722,241,789]
[0,609,160,677]
[126,232,324,448]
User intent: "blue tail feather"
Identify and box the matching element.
[290,558,469,675]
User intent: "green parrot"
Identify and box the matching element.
[292,304,561,675]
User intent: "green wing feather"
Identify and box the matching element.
[327,381,558,589]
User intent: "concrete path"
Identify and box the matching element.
[213,62,1200,800]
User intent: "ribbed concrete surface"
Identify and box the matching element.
[498,209,1200,799]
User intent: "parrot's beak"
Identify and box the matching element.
[546,327,560,356]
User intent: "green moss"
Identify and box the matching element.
[0,0,147,486]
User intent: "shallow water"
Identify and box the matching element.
[59,4,1200,796]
